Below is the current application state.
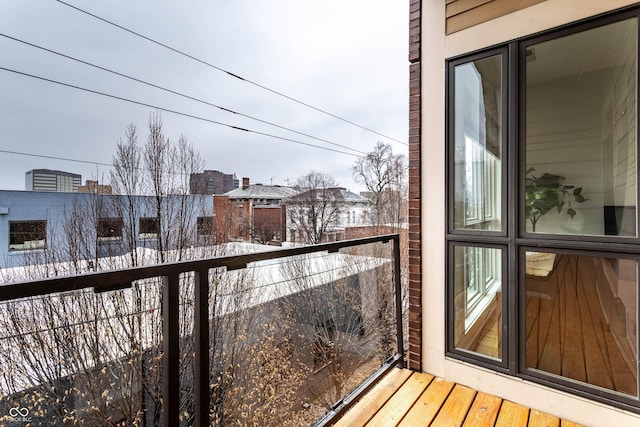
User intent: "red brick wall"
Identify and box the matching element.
[213,196,231,242]
[253,207,284,244]
[408,0,422,371]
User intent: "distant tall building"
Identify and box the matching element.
[25,169,81,193]
[190,170,239,194]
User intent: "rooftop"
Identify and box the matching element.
[223,183,299,199]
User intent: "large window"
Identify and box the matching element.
[447,11,640,411]
[97,218,123,242]
[139,217,159,239]
[9,220,46,251]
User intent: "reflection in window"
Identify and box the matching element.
[453,245,502,360]
[525,251,638,397]
[453,54,502,231]
[525,18,637,236]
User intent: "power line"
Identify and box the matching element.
[0,66,361,158]
[0,147,200,179]
[0,148,113,168]
[0,33,366,156]
[55,0,408,146]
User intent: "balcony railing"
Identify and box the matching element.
[0,234,404,426]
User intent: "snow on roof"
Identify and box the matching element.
[222,183,299,199]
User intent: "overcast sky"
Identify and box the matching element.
[0,0,408,193]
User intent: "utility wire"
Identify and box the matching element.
[1,33,366,156]
[0,66,361,158]
[0,148,113,168]
[55,0,408,146]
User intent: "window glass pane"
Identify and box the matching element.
[9,221,47,251]
[97,218,123,241]
[139,217,159,239]
[525,251,638,397]
[453,245,502,360]
[525,19,637,236]
[453,55,503,231]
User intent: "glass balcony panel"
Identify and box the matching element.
[206,241,399,425]
[0,280,163,425]
[0,236,403,425]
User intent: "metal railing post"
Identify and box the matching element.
[393,235,405,368]
[163,274,180,427]
[194,269,209,426]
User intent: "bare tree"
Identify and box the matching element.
[352,142,407,228]
[287,171,343,244]
[109,111,207,265]
[1,112,337,426]
[278,251,394,410]
[162,134,205,261]
[110,122,143,267]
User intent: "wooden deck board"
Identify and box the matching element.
[462,392,502,427]
[397,377,455,426]
[528,409,560,427]
[430,384,476,427]
[333,369,586,427]
[333,368,412,427]
[365,372,434,426]
[495,400,530,427]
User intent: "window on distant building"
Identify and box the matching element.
[197,216,214,236]
[97,218,123,241]
[447,10,640,409]
[9,220,46,251]
[139,217,159,239]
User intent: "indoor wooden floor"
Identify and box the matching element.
[470,254,638,396]
[333,368,584,426]
[524,254,637,395]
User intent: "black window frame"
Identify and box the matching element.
[446,6,640,413]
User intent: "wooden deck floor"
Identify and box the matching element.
[333,368,584,427]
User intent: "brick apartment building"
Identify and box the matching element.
[213,177,374,245]
[213,178,297,244]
